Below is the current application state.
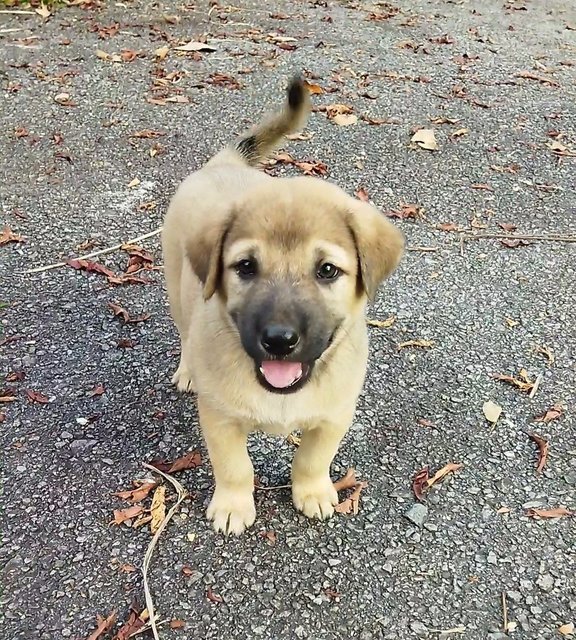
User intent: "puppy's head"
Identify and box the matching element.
[187,177,404,393]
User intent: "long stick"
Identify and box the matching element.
[141,463,188,640]
[463,232,576,243]
[25,228,163,274]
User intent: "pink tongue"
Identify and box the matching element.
[260,361,303,388]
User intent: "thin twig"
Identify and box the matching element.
[25,228,163,274]
[529,373,543,399]
[141,463,188,640]
[406,246,439,252]
[428,626,466,635]
[0,9,36,14]
[254,483,292,491]
[501,591,508,632]
[463,232,576,243]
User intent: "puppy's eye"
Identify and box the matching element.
[235,258,258,279]
[316,262,341,281]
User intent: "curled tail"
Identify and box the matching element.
[208,75,311,168]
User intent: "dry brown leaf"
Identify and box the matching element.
[426,462,463,488]
[108,302,150,324]
[170,619,186,630]
[355,187,370,202]
[0,226,25,246]
[119,563,136,573]
[483,400,502,424]
[367,315,396,328]
[127,178,140,188]
[286,433,301,447]
[182,565,195,576]
[259,530,277,545]
[411,128,438,151]
[150,485,166,534]
[85,611,117,640]
[412,467,429,501]
[114,605,149,640]
[26,389,49,404]
[504,317,519,328]
[155,45,169,60]
[35,4,51,18]
[325,103,354,118]
[333,468,357,492]
[398,339,435,349]
[90,383,105,397]
[437,222,460,232]
[0,395,17,403]
[547,140,576,157]
[516,70,560,87]
[417,418,435,428]
[534,404,563,424]
[54,92,77,107]
[334,481,367,515]
[498,222,518,232]
[304,80,324,94]
[451,127,469,137]
[149,450,201,474]
[500,238,531,248]
[207,587,223,603]
[430,116,460,125]
[534,344,554,365]
[528,433,549,474]
[559,623,575,636]
[526,507,574,519]
[491,369,535,393]
[112,505,144,525]
[385,203,423,221]
[113,480,158,503]
[129,129,165,139]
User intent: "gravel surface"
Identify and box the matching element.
[1,1,575,638]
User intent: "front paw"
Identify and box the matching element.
[207,488,256,535]
[292,477,338,520]
[171,363,196,393]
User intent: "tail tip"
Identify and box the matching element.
[287,74,307,111]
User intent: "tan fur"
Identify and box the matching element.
[162,78,404,534]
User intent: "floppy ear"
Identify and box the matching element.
[186,216,232,300]
[346,201,405,299]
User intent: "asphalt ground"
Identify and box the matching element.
[1,0,575,638]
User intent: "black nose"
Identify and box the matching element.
[260,324,300,356]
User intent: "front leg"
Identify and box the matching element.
[291,420,350,520]
[198,399,256,535]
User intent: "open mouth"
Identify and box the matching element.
[256,360,313,394]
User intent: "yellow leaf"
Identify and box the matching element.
[367,315,396,328]
[559,623,574,636]
[155,45,169,60]
[411,128,438,151]
[127,178,140,188]
[482,400,502,424]
[150,485,166,535]
[35,4,51,18]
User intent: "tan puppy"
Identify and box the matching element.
[162,76,404,534]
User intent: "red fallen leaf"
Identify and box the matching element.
[120,49,140,62]
[90,383,105,397]
[67,258,116,278]
[427,462,463,488]
[26,390,49,404]
[500,238,531,248]
[491,369,535,393]
[0,226,25,246]
[259,530,277,545]
[334,481,368,515]
[355,187,370,202]
[323,587,341,599]
[385,204,423,221]
[119,563,136,573]
[429,34,455,44]
[207,73,241,90]
[437,222,460,231]
[152,409,166,420]
[526,507,574,519]
[117,338,137,349]
[108,302,150,324]
[293,160,328,176]
[367,7,400,20]
[129,129,166,139]
[333,468,357,492]
[498,222,518,232]
[113,603,148,640]
[528,433,549,475]
[534,404,563,423]
[417,418,435,427]
[304,80,324,94]
[85,610,117,640]
[149,451,202,474]
[170,619,186,630]
[111,505,144,525]
[6,371,25,382]
[15,127,29,138]
[361,115,400,125]
[206,587,223,603]
[113,480,158,502]
[412,466,429,501]
[0,413,5,423]
[182,565,195,576]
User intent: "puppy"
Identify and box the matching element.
[162,76,404,534]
